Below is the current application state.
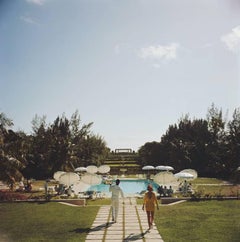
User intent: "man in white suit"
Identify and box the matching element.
[109,179,124,223]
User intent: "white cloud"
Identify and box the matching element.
[221,25,240,52]
[26,0,45,5]
[139,43,179,60]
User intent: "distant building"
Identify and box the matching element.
[114,148,133,154]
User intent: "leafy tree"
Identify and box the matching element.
[23,111,109,179]
[226,108,240,181]
[138,141,162,167]
[0,113,25,184]
[206,104,228,177]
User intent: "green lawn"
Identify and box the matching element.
[0,202,99,242]
[155,200,240,242]
[0,200,239,242]
[191,177,224,184]
[1,178,239,241]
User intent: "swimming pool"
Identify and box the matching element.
[88,179,159,196]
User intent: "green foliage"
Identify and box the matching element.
[1,103,240,181]
[138,104,240,179]
[0,190,29,201]
[155,200,240,242]
[0,202,99,242]
[0,113,27,183]
[22,111,109,179]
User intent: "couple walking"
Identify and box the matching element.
[109,180,159,230]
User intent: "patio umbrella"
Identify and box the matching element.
[164,166,174,171]
[81,173,102,185]
[53,171,66,181]
[98,165,110,174]
[142,165,155,178]
[72,181,91,194]
[74,167,87,172]
[174,172,194,180]
[155,165,174,171]
[153,171,177,185]
[86,165,98,174]
[59,172,80,186]
[142,165,155,171]
[179,169,198,179]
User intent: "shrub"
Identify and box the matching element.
[0,190,28,201]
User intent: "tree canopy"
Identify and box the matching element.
[1,105,240,182]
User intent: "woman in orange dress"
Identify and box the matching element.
[142,184,159,230]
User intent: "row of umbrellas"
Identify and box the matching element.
[53,165,111,192]
[53,165,197,194]
[142,165,198,182]
[152,169,198,184]
[53,171,103,194]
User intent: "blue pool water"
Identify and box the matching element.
[88,179,159,195]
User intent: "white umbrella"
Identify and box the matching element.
[86,165,98,174]
[98,165,110,174]
[153,171,177,185]
[74,167,87,172]
[53,171,66,181]
[142,165,155,171]
[155,165,174,171]
[179,169,198,179]
[59,172,80,186]
[174,172,194,179]
[165,166,174,171]
[81,173,102,185]
[72,181,91,194]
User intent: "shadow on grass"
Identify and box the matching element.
[70,228,91,234]
[70,222,112,234]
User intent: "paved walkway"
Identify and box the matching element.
[85,197,164,242]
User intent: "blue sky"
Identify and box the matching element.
[1,0,240,151]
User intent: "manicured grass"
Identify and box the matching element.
[1,200,239,242]
[154,200,240,242]
[191,177,224,184]
[0,202,99,242]
[87,198,111,206]
[193,184,239,197]
[1,177,239,241]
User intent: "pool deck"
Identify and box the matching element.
[85,197,164,242]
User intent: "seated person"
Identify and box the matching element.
[25,180,32,192]
[167,186,174,196]
[157,185,164,197]
[163,186,168,197]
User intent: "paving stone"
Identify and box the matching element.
[123,233,144,241]
[85,234,104,240]
[107,227,123,232]
[125,230,142,236]
[105,240,123,242]
[91,223,107,229]
[105,233,123,240]
[88,229,105,234]
[106,230,124,235]
[86,199,164,242]
[85,240,103,242]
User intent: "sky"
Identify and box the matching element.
[1,0,240,151]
